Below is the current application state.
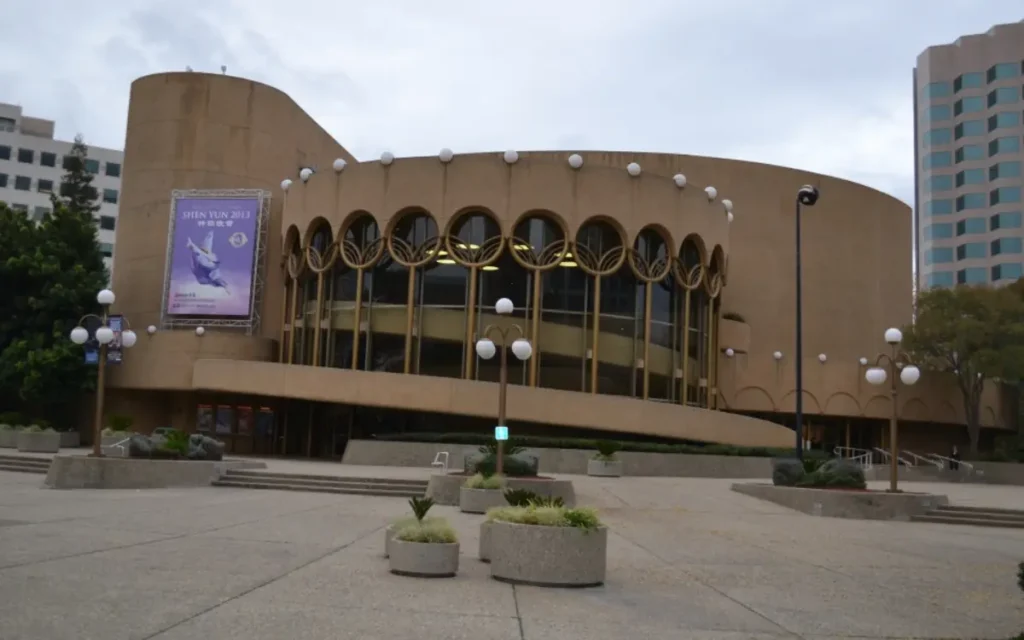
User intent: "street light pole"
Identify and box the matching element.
[475,297,533,476]
[865,328,921,493]
[69,289,138,457]
[794,185,819,460]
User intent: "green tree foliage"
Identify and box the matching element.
[0,199,107,423]
[902,285,1024,456]
[56,135,99,216]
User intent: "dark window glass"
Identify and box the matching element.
[13,176,30,191]
[40,151,56,167]
[105,162,121,178]
[16,148,34,164]
[37,179,53,193]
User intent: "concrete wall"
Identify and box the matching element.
[342,439,774,478]
[731,483,949,521]
[44,456,266,489]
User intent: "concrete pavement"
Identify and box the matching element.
[0,468,1022,639]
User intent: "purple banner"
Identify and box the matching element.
[166,197,260,317]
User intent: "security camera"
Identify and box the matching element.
[797,185,819,206]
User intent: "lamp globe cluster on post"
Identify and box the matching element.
[474,297,532,475]
[864,327,921,493]
[69,289,138,458]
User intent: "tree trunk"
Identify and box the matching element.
[962,389,981,458]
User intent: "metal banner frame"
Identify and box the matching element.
[159,189,271,334]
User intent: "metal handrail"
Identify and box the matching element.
[832,447,873,469]
[927,453,975,474]
[873,447,913,467]
[903,450,943,469]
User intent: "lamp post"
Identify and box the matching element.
[474,297,533,475]
[793,185,819,460]
[69,289,138,457]
[864,327,921,493]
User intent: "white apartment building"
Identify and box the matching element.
[0,102,123,274]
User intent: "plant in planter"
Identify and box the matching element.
[587,440,624,477]
[487,504,607,587]
[479,491,564,562]
[16,425,61,453]
[384,496,439,558]
[0,424,17,449]
[796,459,866,490]
[389,496,459,578]
[460,473,507,513]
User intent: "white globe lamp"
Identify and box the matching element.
[724,348,735,357]
[380,152,395,166]
[299,167,314,183]
[568,154,583,169]
[475,338,496,361]
[859,357,868,366]
[511,339,533,361]
[70,326,89,345]
[722,199,734,213]
[95,326,115,345]
[147,325,157,335]
[672,173,687,188]
[884,328,903,344]
[97,289,115,306]
[705,186,718,201]
[195,326,206,336]
[495,298,514,315]
[503,150,519,164]
[900,365,921,386]
[280,179,292,192]
[332,158,347,173]
[438,148,454,163]
[626,162,641,177]
[865,367,887,385]
[773,350,783,360]
[121,330,137,348]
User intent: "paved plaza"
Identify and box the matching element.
[0,465,1023,640]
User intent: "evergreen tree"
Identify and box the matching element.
[57,134,99,216]
[0,200,107,424]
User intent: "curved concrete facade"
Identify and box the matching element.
[105,71,1012,455]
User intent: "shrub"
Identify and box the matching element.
[473,454,536,477]
[488,505,602,530]
[395,518,458,544]
[162,429,189,456]
[376,432,827,460]
[0,412,26,426]
[797,459,867,490]
[772,458,805,486]
[594,440,621,460]
[408,496,434,521]
[503,488,540,506]
[22,425,43,433]
[478,441,526,457]
[803,458,825,474]
[0,424,12,431]
[528,495,564,508]
[107,415,134,433]
[464,473,504,490]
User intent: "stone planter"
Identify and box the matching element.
[383,522,411,558]
[0,430,17,449]
[101,434,131,447]
[587,458,623,477]
[489,521,607,587]
[460,487,507,514]
[59,432,80,448]
[388,539,459,578]
[16,431,60,453]
[479,521,493,563]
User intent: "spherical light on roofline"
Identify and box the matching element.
[568,153,583,169]
[281,179,293,192]
[380,152,395,166]
[503,150,519,164]
[195,326,206,336]
[673,173,687,188]
[724,348,735,357]
[859,357,868,366]
[299,167,314,182]
[626,162,641,177]
[722,199,733,213]
[439,148,454,163]
[332,158,347,173]
[818,353,827,363]
[705,186,718,201]
[147,325,157,335]
[773,350,783,360]
[727,212,734,223]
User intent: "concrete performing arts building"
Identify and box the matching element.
[102,71,1013,459]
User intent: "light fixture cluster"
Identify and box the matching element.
[280,150,736,224]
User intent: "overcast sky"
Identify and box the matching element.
[1,1,1022,205]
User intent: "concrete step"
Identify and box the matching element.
[0,462,48,474]
[219,474,426,493]
[223,470,427,489]
[212,479,424,498]
[933,505,1024,518]
[910,514,1024,529]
